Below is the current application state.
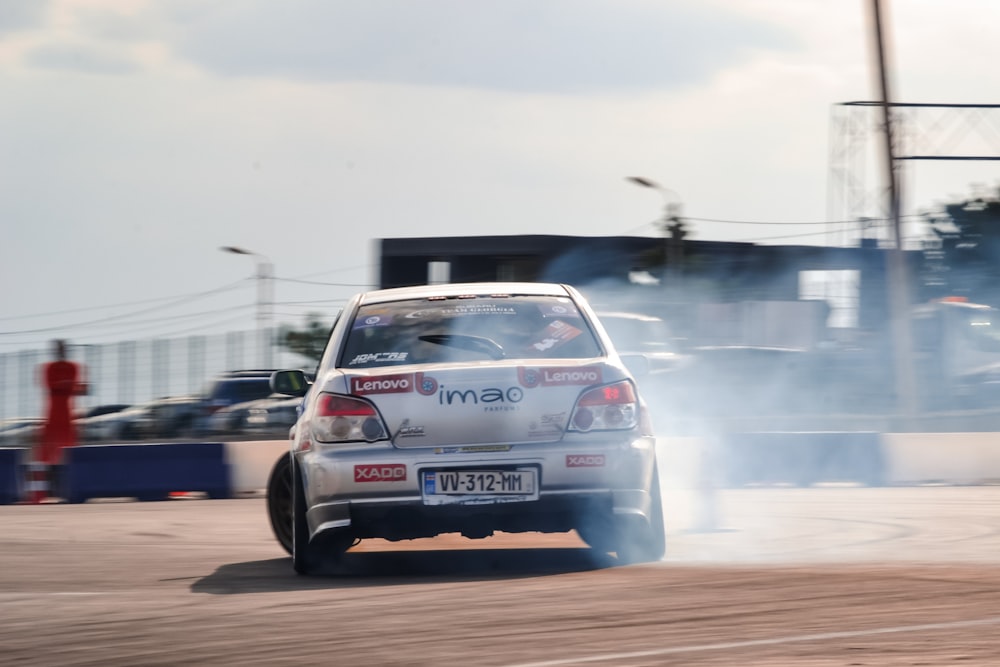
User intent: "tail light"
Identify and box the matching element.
[310,393,388,443]
[568,380,639,432]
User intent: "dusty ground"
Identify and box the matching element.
[2,487,1000,666]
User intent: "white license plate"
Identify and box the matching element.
[423,469,538,506]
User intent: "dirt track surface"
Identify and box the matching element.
[3,487,1000,666]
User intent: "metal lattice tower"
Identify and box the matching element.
[828,102,1000,249]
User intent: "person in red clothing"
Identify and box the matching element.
[37,339,87,467]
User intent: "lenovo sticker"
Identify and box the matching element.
[520,366,603,387]
[351,373,414,395]
[355,464,407,482]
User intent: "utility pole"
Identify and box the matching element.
[868,0,918,416]
[626,176,686,287]
[221,246,275,369]
[667,214,687,285]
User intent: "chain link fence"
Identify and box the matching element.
[0,329,312,421]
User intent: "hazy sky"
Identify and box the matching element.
[2,0,999,349]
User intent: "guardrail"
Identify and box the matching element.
[882,432,1000,485]
[719,431,885,487]
[63,442,232,503]
[5,432,1000,505]
[0,447,24,504]
[658,430,1000,488]
[1,440,289,504]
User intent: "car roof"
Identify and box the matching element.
[597,311,665,322]
[357,282,575,305]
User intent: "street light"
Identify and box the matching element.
[626,176,687,285]
[220,246,274,368]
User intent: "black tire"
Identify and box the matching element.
[266,453,293,555]
[292,458,323,575]
[576,509,617,554]
[614,464,666,565]
[291,459,355,575]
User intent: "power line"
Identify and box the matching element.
[69,304,255,338]
[0,304,257,347]
[274,277,375,287]
[290,263,372,280]
[0,279,250,323]
[139,312,258,340]
[623,213,929,237]
[737,229,853,243]
[1,269,370,328]
[274,298,351,306]
[685,213,927,226]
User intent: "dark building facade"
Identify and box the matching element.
[378,234,919,331]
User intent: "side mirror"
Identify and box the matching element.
[270,369,310,397]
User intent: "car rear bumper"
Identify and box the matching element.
[306,488,657,542]
[298,434,658,542]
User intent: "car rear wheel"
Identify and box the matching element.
[576,509,617,554]
[575,465,666,564]
[292,458,355,575]
[266,453,293,555]
[292,459,324,574]
[614,465,666,565]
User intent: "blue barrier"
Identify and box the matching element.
[720,431,885,487]
[0,448,26,504]
[63,442,231,503]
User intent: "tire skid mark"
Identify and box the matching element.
[504,615,1000,667]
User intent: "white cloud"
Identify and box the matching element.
[159,0,795,93]
[1,0,999,349]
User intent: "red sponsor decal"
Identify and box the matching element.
[351,373,414,395]
[354,464,407,482]
[566,454,606,468]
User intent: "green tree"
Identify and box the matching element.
[277,313,333,363]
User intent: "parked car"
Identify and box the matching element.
[144,395,206,438]
[244,395,302,437]
[186,369,282,434]
[79,371,286,441]
[680,344,815,416]
[204,394,289,435]
[79,402,155,442]
[77,404,132,420]
[265,281,664,574]
[595,311,692,418]
[596,311,686,375]
[203,398,255,435]
[0,417,43,447]
[145,371,279,437]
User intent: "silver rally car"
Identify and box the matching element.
[267,281,664,574]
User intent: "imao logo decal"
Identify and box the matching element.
[436,384,524,406]
[351,373,413,395]
[566,455,606,468]
[355,464,407,482]
[518,367,542,388]
[415,372,438,396]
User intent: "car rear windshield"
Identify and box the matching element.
[341,295,603,368]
